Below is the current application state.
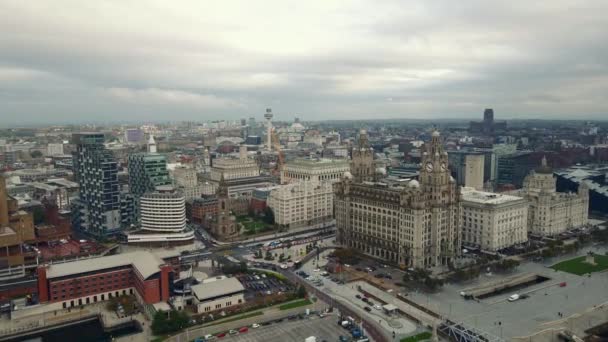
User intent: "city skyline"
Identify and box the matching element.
[2,1,608,125]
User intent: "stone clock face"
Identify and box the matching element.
[426,162,434,172]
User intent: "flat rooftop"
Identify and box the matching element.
[191,277,244,302]
[461,187,524,204]
[45,250,165,280]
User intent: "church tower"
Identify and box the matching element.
[351,129,375,182]
[214,174,236,238]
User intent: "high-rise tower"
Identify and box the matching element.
[264,108,273,151]
[72,133,122,237]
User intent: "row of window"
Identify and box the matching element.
[59,289,134,307]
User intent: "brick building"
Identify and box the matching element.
[37,251,174,309]
[187,196,218,224]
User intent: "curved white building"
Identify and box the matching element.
[128,186,194,246]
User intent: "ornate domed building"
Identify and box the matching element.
[335,130,460,269]
[512,156,589,236]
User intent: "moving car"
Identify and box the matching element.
[508,294,520,302]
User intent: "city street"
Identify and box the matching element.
[297,249,420,340]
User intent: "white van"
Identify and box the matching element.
[508,294,520,302]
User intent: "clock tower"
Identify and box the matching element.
[351,129,375,182]
[420,130,451,194]
[419,130,460,265]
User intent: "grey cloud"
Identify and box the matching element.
[1,0,608,126]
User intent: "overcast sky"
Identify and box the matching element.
[1,1,607,126]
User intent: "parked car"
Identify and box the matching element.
[252,323,260,328]
[508,294,520,302]
[239,327,249,333]
[364,307,372,312]
[229,329,238,335]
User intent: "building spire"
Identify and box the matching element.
[217,173,228,197]
[147,134,157,153]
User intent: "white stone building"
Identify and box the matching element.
[461,187,528,252]
[511,157,589,236]
[46,143,64,156]
[280,158,350,184]
[267,180,334,228]
[127,186,194,246]
[171,166,203,200]
[464,154,484,190]
[192,277,245,314]
[206,147,271,198]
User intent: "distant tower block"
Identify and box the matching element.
[484,108,494,122]
[264,108,274,151]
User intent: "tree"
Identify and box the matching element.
[32,207,45,225]
[333,248,359,265]
[263,207,275,224]
[30,150,43,158]
[495,259,520,273]
[296,285,307,298]
[151,310,190,335]
[592,229,608,244]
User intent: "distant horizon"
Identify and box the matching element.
[1,114,608,129]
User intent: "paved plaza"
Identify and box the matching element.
[405,245,608,340]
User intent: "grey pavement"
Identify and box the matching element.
[222,315,344,342]
[405,245,608,340]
